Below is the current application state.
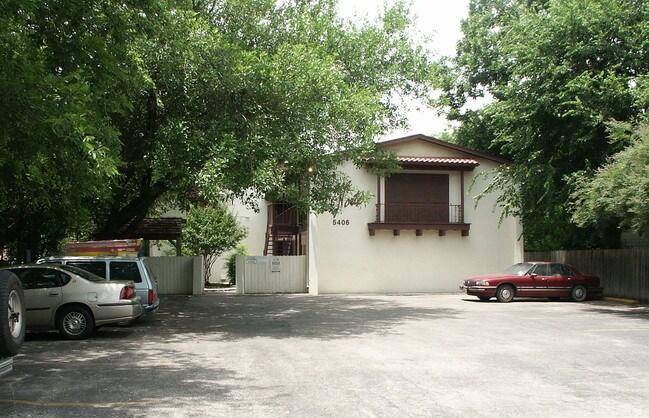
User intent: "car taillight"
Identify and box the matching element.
[120,286,136,300]
[148,289,154,305]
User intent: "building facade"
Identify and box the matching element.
[305,134,523,293]
[210,134,524,293]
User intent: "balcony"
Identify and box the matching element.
[368,203,470,236]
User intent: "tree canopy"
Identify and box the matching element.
[436,0,649,250]
[571,120,649,235]
[0,0,436,260]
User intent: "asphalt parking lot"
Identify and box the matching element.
[1,293,649,417]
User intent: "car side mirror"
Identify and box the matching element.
[530,273,538,279]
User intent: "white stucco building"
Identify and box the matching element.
[211,134,524,294]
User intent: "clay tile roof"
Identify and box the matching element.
[396,156,480,167]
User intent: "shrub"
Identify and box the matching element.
[226,244,249,285]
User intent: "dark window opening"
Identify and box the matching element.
[385,173,450,223]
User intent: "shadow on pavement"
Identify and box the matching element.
[136,293,461,342]
[2,293,459,415]
[583,301,649,321]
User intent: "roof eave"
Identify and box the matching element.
[377,134,511,165]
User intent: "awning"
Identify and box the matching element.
[396,156,480,170]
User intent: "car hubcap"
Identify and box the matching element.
[64,312,86,335]
[7,290,23,338]
[501,288,512,299]
[575,288,585,299]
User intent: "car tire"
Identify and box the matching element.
[57,306,94,340]
[496,284,515,303]
[478,296,491,301]
[570,285,587,302]
[0,271,26,357]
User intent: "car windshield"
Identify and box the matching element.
[502,263,535,276]
[58,264,106,282]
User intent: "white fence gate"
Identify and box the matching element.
[236,256,307,294]
[145,256,203,295]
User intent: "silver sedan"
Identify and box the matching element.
[0,264,142,339]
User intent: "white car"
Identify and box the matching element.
[0,264,143,339]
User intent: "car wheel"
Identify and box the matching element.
[496,284,515,303]
[0,271,26,357]
[57,306,94,340]
[570,285,587,302]
[478,296,491,302]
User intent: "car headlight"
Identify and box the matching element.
[476,280,490,286]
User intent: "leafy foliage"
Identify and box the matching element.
[436,0,649,250]
[182,205,247,285]
[0,0,129,259]
[225,244,250,286]
[1,0,436,260]
[571,120,649,234]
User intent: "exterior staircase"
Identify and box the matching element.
[263,204,304,256]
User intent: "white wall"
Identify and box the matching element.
[311,156,524,294]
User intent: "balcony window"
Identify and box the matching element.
[368,170,471,237]
[385,173,450,223]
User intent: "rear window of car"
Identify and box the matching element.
[110,261,142,283]
[66,261,107,279]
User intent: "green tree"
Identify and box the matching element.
[1,0,436,260]
[571,120,649,234]
[0,0,130,259]
[97,0,436,231]
[182,205,247,285]
[436,0,649,250]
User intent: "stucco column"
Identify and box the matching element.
[307,212,319,295]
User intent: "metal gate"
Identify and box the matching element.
[236,256,307,294]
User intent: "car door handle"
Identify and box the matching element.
[48,290,60,296]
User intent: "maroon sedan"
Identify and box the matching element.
[460,262,603,302]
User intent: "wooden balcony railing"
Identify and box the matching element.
[369,203,470,236]
[268,204,303,228]
[376,203,463,223]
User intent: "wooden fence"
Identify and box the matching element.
[525,249,649,302]
[146,256,203,295]
[236,255,308,294]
